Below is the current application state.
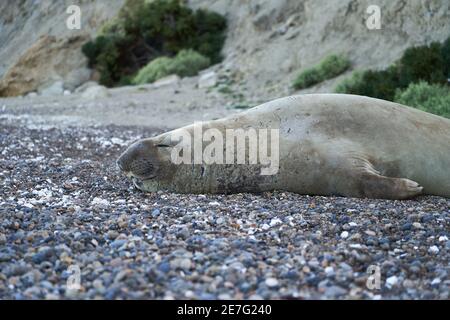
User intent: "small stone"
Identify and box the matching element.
[218,293,232,300]
[438,236,448,242]
[412,222,422,229]
[179,258,192,270]
[386,276,398,289]
[270,218,282,227]
[401,223,412,231]
[365,230,376,236]
[176,228,190,240]
[324,266,335,277]
[91,197,109,208]
[340,231,349,239]
[0,233,6,245]
[216,217,225,224]
[151,209,161,217]
[171,258,192,271]
[428,246,439,254]
[107,230,119,240]
[265,278,279,287]
[431,278,441,285]
[110,239,127,249]
[157,262,171,273]
[325,286,347,297]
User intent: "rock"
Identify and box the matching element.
[324,266,335,277]
[401,223,412,231]
[32,247,54,264]
[216,217,225,225]
[198,71,217,89]
[431,278,441,285]
[0,233,6,245]
[81,85,110,99]
[265,277,279,287]
[110,239,127,249]
[74,81,100,94]
[340,231,349,239]
[63,67,91,91]
[45,293,60,300]
[151,209,161,217]
[106,230,119,240]
[385,276,398,289]
[170,258,192,271]
[91,197,110,208]
[26,92,38,98]
[39,81,64,96]
[269,218,282,227]
[0,35,90,97]
[428,246,439,254]
[152,75,180,89]
[157,262,171,273]
[412,222,422,229]
[325,286,347,297]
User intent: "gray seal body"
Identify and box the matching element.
[117,94,450,199]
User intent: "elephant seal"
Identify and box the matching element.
[117,94,450,199]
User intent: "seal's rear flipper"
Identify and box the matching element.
[355,173,423,200]
[334,152,423,199]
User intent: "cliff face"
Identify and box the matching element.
[190,0,450,98]
[0,0,449,97]
[0,0,124,96]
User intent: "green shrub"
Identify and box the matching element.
[293,54,350,90]
[335,66,400,101]
[442,36,450,78]
[83,0,226,87]
[320,54,352,78]
[397,42,446,87]
[334,71,364,93]
[394,81,450,118]
[335,38,450,101]
[169,49,211,77]
[133,49,210,84]
[293,68,323,90]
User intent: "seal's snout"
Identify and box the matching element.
[116,140,158,180]
[116,157,126,172]
[116,149,131,173]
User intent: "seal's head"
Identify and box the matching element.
[116,138,173,189]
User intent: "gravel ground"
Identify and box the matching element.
[0,121,449,300]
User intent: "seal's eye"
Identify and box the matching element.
[130,158,155,178]
[156,144,171,148]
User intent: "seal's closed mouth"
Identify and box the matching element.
[123,170,156,182]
